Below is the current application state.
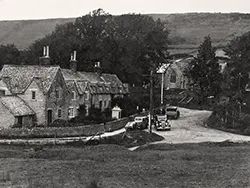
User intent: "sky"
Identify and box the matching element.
[0,0,249,21]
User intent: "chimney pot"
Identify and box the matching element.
[39,46,50,65]
[70,51,77,73]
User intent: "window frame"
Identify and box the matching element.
[58,109,62,118]
[31,90,36,100]
[72,91,76,100]
[68,107,74,118]
[17,116,23,125]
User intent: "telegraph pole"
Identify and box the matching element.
[149,70,154,133]
[161,72,164,104]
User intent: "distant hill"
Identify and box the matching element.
[1,13,250,50]
[150,13,250,47]
[0,18,75,49]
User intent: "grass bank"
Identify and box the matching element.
[1,141,250,187]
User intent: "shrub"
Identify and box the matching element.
[49,119,70,127]
[11,124,22,128]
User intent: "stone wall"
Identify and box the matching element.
[0,117,130,139]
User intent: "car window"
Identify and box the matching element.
[167,108,177,112]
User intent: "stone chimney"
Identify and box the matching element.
[94,61,102,76]
[70,51,77,73]
[39,46,50,65]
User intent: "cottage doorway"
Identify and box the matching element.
[47,109,52,125]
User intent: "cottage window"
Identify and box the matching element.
[0,90,6,96]
[17,116,23,125]
[32,91,36,100]
[104,100,107,108]
[170,71,177,83]
[58,109,62,118]
[72,91,76,100]
[68,107,74,118]
[99,101,102,109]
[85,104,89,115]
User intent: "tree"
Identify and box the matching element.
[27,9,169,86]
[224,32,250,93]
[0,44,21,69]
[185,36,222,103]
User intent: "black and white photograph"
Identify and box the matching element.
[0,0,250,187]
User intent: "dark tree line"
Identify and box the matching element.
[22,9,169,86]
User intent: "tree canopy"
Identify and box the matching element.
[185,35,222,102]
[26,9,169,85]
[0,44,21,69]
[224,32,250,92]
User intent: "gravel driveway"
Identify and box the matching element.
[154,107,250,144]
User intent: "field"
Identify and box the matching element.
[1,142,250,188]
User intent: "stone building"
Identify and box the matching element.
[0,47,70,127]
[158,57,192,90]
[61,53,129,118]
[0,48,129,127]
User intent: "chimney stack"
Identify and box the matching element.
[94,61,102,76]
[39,46,50,65]
[70,51,77,73]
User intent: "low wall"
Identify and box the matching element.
[0,117,130,139]
[104,117,130,132]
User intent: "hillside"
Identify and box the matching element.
[1,13,250,50]
[0,18,75,49]
[150,13,250,47]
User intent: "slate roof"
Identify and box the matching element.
[62,69,104,83]
[62,69,128,95]
[0,96,35,116]
[0,65,60,94]
[101,74,123,85]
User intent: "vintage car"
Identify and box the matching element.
[125,115,149,130]
[155,114,171,131]
[166,106,180,119]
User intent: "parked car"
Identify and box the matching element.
[125,115,148,130]
[166,106,180,119]
[155,114,171,131]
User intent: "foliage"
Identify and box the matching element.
[224,31,250,92]
[27,9,169,86]
[185,35,222,103]
[111,96,138,117]
[0,44,21,69]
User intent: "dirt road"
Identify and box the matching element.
[154,107,250,144]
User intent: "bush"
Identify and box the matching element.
[49,119,70,127]
[11,124,22,128]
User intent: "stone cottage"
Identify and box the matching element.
[0,48,129,127]
[0,47,70,127]
[0,96,35,128]
[61,52,129,118]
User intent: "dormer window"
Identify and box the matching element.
[71,91,76,100]
[31,91,36,100]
